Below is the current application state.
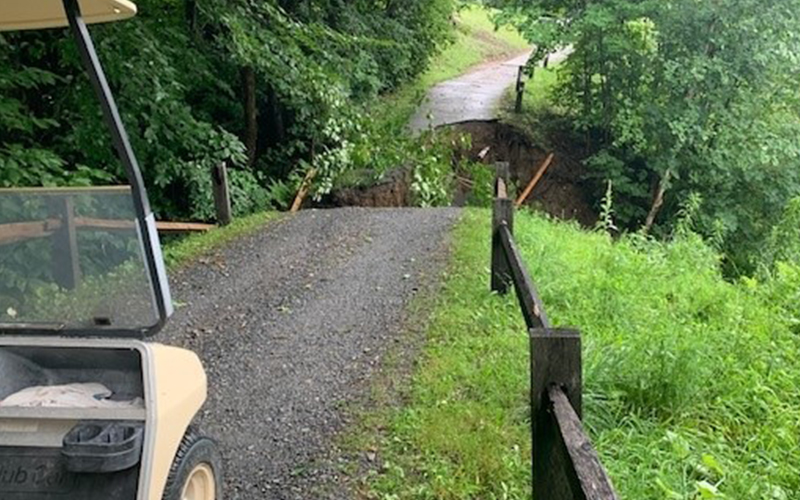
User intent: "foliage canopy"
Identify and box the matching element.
[0,0,456,218]
[493,0,800,273]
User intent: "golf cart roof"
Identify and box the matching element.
[0,0,136,32]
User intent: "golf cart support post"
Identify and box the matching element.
[63,0,174,333]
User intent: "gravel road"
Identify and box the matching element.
[160,207,461,499]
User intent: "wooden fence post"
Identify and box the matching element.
[492,162,513,294]
[212,161,232,226]
[51,196,82,289]
[531,328,582,499]
[515,66,526,113]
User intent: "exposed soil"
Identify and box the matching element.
[324,168,412,208]
[447,120,597,227]
[326,120,596,227]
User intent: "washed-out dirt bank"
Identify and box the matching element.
[447,120,597,226]
[325,120,596,227]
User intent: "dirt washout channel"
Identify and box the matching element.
[325,121,596,226]
[160,207,461,499]
[448,120,596,226]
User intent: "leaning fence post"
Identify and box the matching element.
[212,161,232,226]
[531,328,582,499]
[492,162,513,294]
[515,66,526,113]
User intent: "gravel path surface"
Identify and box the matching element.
[161,207,461,499]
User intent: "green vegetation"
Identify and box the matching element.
[357,209,800,499]
[1,1,529,217]
[426,6,528,85]
[491,0,800,275]
[0,0,458,218]
[370,5,530,133]
[510,64,560,116]
[343,5,529,204]
[499,62,562,145]
[163,211,280,269]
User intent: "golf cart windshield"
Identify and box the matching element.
[0,187,162,335]
[0,0,174,338]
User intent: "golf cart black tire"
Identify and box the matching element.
[162,428,223,500]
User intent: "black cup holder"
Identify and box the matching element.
[62,422,144,473]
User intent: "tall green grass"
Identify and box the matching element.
[499,63,562,143]
[361,209,800,499]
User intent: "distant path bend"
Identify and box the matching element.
[409,52,531,132]
[409,47,573,133]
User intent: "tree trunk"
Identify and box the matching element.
[266,85,285,146]
[242,66,258,167]
[643,171,671,234]
[185,0,198,34]
[582,41,592,154]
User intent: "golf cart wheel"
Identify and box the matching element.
[163,428,223,500]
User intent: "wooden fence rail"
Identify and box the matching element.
[0,180,224,289]
[0,162,233,249]
[515,65,526,113]
[490,162,618,499]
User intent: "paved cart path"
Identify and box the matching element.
[161,207,461,499]
[409,52,531,132]
[409,47,573,132]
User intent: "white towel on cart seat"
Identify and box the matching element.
[0,383,143,408]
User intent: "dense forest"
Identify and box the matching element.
[0,0,455,218]
[492,0,800,274]
[2,0,799,276]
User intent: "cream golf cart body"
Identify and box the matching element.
[0,2,220,499]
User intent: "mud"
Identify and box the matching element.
[326,168,412,208]
[448,120,597,226]
[323,120,596,226]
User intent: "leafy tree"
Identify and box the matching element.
[494,0,800,273]
[0,0,457,218]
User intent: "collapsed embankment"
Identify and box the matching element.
[321,120,597,227]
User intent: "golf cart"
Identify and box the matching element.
[0,1,221,499]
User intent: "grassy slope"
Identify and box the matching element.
[499,63,562,142]
[359,209,800,499]
[373,5,530,131]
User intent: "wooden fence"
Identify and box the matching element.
[0,163,232,289]
[0,162,234,246]
[490,162,618,499]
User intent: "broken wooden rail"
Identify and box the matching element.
[0,186,217,289]
[491,162,618,499]
[0,165,235,248]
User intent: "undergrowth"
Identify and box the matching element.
[356,209,800,499]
